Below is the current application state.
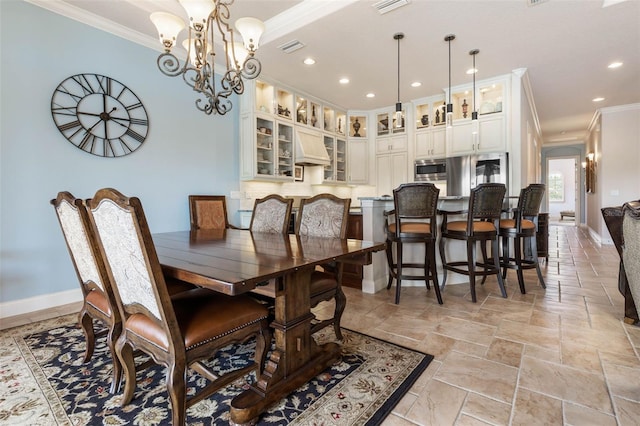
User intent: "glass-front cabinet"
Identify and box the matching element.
[349,115,367,138]
[377,109,406,137]
[276,122,294,178]
[414,95,447,159]
[275,88,293,120]
[336,111,347,136]
[323,135,347,183]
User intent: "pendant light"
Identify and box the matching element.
[444,34,455,128]
[394,32,404,128]
[469,49,480,140]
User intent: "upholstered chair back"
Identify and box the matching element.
[52,192,105,295]
[391,182,440,237]
[87,189,175,334]
[250,194,293,234]
[517,184,546,219]
[622,201,640,311]
[189,195,229,230]
[469,183,507,224]
[296,193,351,238]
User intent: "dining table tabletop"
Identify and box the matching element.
[153,228,385,424]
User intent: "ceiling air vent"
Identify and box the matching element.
[373,0,410,15]
[527,0,549,6]
[278,40,305,54]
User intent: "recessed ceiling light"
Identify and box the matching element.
[466,68,478,75]
[608,61,623,69]
[303,57,316,65]
[593,97,605,102]
[411,81,421,87]
[339,78,350,84]
[366,93,375,98]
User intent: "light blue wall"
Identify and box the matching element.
[0,1,241,303]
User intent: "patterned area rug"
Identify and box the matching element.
[0,315,432,425]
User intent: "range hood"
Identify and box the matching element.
[295,128,330,166]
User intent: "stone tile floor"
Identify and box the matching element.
[329,225,640,425]
[2,225,639,425]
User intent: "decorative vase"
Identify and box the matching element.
[421,114,429,126]
[462,99,468,118]
[435,109,440,124]
[353,118,361,137]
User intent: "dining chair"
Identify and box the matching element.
[499,183,546,294]
[249,194,293,233]
[51,191,124,394]
[602,201,640,323]
[438,183,507,303]
[384,183,442,305]
[188,195,238,231]
[622,200,640,322]
[86,188,271,426]
[296,193,350,339]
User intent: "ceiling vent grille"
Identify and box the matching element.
[278,40,305,54]
[527,0,549,6]
[373,0,410,15]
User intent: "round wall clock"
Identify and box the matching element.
[51,73,149,157]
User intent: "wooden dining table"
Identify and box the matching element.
[153,228,385,424]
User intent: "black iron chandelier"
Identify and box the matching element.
[150,0,264,116]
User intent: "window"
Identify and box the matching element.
[548,172,564,202]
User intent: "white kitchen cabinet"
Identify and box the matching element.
[415,127,446,159]
[376,135,407,154]
[376,152,408,197]
[323,135,346,183]
[347,139,368,184]
[240,113,295,181]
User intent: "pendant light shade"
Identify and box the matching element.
[444,34,456,128]
[394,32,404,128]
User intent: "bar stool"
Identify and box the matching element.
[384,183,442,304]
[499,184,546,294]
[439,183,507,303]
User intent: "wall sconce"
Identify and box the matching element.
[587,152,595,162]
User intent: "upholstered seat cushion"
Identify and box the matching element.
[86,289,111,317]
[388,222,432,235]
[126,288,269,351]
[446,220,497,233]
[310,271,338,297]
[499,219,535,230]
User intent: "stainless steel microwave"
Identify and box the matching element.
[415,158,447,181]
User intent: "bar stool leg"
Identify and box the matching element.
[514,235,526,294]
[439,235,449,290]
[386,240,395,290]
[493,237,508,298]
[529,235,546,288]
[467,239,478,303]
[395,242,403,304]
[423,243,431,290]
[429,243,443,304]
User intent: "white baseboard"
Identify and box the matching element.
[0,288,83,319]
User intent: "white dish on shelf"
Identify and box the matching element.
[479,101,495,115]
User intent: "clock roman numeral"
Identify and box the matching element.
[125,102,144,112]
[124,128,145,143]
[52,105,78,116]
[78,131,95,151]
[129,117,148,126]
[57,120,82,132]
[72,74,95,95]
[96,75,112,95]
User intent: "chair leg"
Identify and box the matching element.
[254,321,271,376]
[439,235,448,290]
[429,242,443,304]
[493,237,508,298]
[107,322,123,394]
[385,240,395,290]
[167,361,187,426]
[79,309,95,363]
[423,243,431,290]
[514,236,526,294]
[529,235,546,288]
[467,239,477,303]
[480,241,490,285]
[334,262,346,339]
[501,235,510,279]
[395,242,403,304]
[116,337,137,406]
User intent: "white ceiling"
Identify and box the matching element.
[28,0,640,143]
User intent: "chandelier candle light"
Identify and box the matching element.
[444,34,455,128]
[150,0,265,115]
